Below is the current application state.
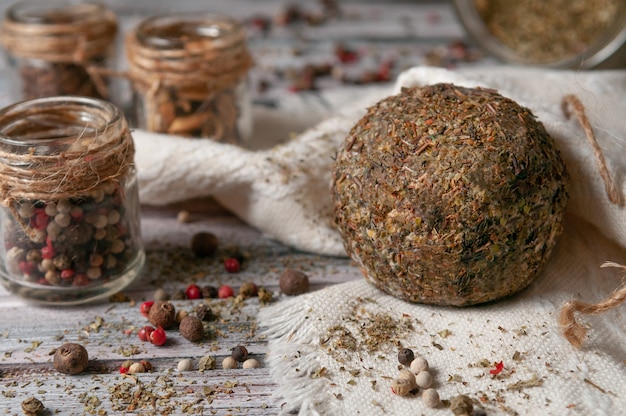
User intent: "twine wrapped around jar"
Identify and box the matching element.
[125,14,253,142]
[0,1,118,99]
[0,96,143,304]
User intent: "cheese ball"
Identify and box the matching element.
[332,83,568,306]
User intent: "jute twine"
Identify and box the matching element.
[0,121,135,208]
[0,3,117,63]
[558,95,625,348]
[125,18,253,99]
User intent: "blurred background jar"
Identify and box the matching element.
[0,96,145,304]
[453,0,626,69]
[126,13,253,144]
[0,0,118,101]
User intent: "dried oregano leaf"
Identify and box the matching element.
[332,83,568,306]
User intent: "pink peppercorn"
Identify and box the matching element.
[185,284,201,300]
[218,284,234,298]
[223,258,240,273]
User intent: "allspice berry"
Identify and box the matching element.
[53,343,88,375]
[279,268,310,295]
[190,232,218,257]
[179,315,204,342]
[148,301,176,329]
[332,83,568,306]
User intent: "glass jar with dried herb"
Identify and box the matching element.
[0,0,118,100]
[126,13,253,144]
[453,0,626,68]
[0,96,145,304]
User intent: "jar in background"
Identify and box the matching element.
[0,96,145,304]
[126,13,253,144]
[0,0,118,100]
[453,0,626,69]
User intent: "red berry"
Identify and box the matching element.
[18,260,36,275]
[218,284,234,298]
[138,325,155,342]
[72,274,89,286]
[185,283,201,300]
[119,365,129,374]
[60,269,75,280]
[41,245,56,260]
[32,210,49,230]
[223,258,240,273]
[139,301,154,317]
[149,326,167,346]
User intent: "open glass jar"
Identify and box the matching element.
[0,96,145,304]
[126,13,253,144]
[453,0,626,68]
[0,0,118,100]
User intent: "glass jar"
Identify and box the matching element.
[126,13,253,144]
[0,96,145,304]
[453,0,626,68]
[0,0,118,100]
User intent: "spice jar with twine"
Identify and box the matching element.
[126,13,253,143]
[453,0,626,68]
[0,96,145,305]
[0,0,118,100]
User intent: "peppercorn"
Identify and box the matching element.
[201,285,218,298]
[21,396,44,416]
[177,358,193,372]
[194,303,214,321]
[153,288,170,301]
[410,356,429,374]
[222,356,238,369]
[279,268,310,295]
[177,210,191,223]
[190,232,218,257]
[179,315,204,342]
[218,284,234,298]
[397,348,415,366]
[415,370,433,388]
[242,358,260,369]
[127,362,146,374]
[231,345,248,362]
[239,281,258,298]
[422,388,441,408]
[171,289,186,300]
[53,343,88,375]
[148,301,176,329]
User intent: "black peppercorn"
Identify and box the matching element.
[231,345,248,362]
[194,303,214,321]
[398,348,415,366]
[179,315,204,342]
[190,232,219,257]
[53,343,88,375]
[148,301,176,329]
[279,268,310,295]
[201,285,218,299]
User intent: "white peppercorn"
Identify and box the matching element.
[222,356,238,369]
[177,358,193,372]
[409,356,429,374]
[415,370,433,388]
[242,358,260,369]
[422,388,440,408]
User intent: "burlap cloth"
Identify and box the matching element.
[134,66,626,415]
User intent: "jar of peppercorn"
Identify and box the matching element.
[0,96,145,304]
[125,13,253,144]
[0,0,118,100]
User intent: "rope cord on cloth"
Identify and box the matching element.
[133,66,626,414]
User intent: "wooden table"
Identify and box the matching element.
[0,1,490,414]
